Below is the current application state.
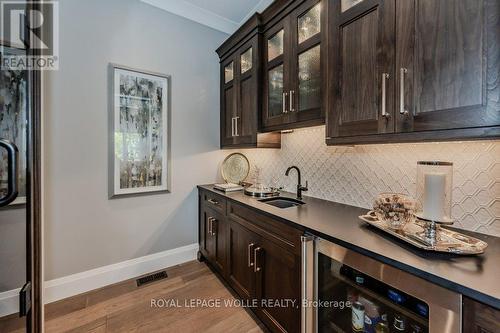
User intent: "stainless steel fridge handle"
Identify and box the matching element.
[0,139,19,207]
[301,235,315,333]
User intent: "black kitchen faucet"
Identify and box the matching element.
[285,166,308,200]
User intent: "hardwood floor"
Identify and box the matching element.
[0,261,266,333]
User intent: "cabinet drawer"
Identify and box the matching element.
[228,202,303,255]
[201,190,227,214]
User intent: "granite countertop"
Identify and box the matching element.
[198,184,500,309]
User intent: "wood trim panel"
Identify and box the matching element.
[227,202,302,256]
[216,14,261,60]
[27,1,43,331]
[326,126,500,145]
[201,191,227,215]
[463,296,500,333]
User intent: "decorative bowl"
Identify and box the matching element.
[373,193,418,230]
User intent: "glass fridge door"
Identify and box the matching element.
[0,45,29,332]
[317,252,430,333]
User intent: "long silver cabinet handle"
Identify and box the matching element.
[400,68,409,115]
[207,217,213,236]
[207,198,219,206]
[234,116,239,137]
[289,90,295,112]
[283,92,288,114]
[211,218,217,236]
[253,247,262,273]
[248,243,255,267]
[381,73,390,119]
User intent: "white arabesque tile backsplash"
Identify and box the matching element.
[233,126,500,237]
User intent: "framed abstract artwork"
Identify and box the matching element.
[108,64,171,198]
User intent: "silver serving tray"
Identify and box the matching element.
[244,186,280,198]
[359,211,488,255]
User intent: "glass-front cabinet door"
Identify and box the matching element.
[289,0,324,124]
[262,0,325,131]
[235,39,258,144]
[220,35,260,148]
[221,56,236,146]
[263,24,288,130]
[0,43,39,331]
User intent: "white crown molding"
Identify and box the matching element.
[0,243,198,317]
[140,0,238,34]
[239,0,274,25]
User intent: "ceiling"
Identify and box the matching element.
[140,0,274,34]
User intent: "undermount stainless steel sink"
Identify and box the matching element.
[259,197,305,209]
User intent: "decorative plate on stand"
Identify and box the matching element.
[221,153,250,184]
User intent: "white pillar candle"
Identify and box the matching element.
[423,172,446,221]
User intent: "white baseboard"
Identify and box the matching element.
[0,243,198,317]
[0,288,21,318]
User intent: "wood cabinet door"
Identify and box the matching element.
[463,297,500,333]
[208,208,227,276]
[254,237,301,333]
[288,0,325,127]
[262,21,292,130]
[234,37,259,145]
[220,56,237,147]
[227,220,259,300]
[200,207,215,261]
[327,0,395,138]
[396,0,500,133]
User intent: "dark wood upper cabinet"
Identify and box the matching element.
[220,37,258,147]
[262,0,326,132]
[327,0,500,145]
[327,0,395,138]
[217,0,499,147]
[217,15,281,149]
[396,0,500,133]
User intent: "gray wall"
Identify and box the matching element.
[44,0,227,280]
[0,207,26,291]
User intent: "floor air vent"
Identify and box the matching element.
[136,271,168,287]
